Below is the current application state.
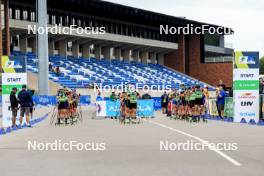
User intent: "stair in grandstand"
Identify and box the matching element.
[11,51,213,90]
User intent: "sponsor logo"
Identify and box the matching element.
[138,105,152,111]
[239,56,256,64]
[241,101,253,107]
[4,61,23,69]
[39,97,50,104]
[108,105,120,112]
[238,93,256,99]
[240,112,256,117]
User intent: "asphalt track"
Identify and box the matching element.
[0,106,264,176]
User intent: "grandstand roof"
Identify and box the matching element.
[10,0,233,33]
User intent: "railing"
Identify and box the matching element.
[205,56,233,63]
[224,42,233,49]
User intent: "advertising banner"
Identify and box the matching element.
[106,101,121,117]
[261,95,264,120]
[233,52,259,123]
[137,100,154,117]
[224,97,234,118]
[31,95,91,106]
[96,100,154,117]
[153,97,162,110]
[79,96,91,105]
[96,100,120,117]
[1,55,27,127]
[208,98,218,116]
[96,101,107,117]
[32,96,54,106]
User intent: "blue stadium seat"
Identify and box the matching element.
[14,51,213,89]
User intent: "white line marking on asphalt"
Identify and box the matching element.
[149,120,242,166]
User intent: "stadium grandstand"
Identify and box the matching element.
[2,1,264,176]
[0,0,234,95]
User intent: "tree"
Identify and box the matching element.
[260,56,264,74]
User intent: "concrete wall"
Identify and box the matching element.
[27,72,60,95]
[76,88,165,104]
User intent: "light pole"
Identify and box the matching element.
[37,0,49,95]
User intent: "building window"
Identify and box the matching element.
[204,34,220,46]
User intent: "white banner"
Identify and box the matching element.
[2,56,27,128]
[233,52,259,123]
[233,69,259,81]
[96,101,107,117]
[233,90,259,122]
[2,73,27,85]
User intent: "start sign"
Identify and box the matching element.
[1,56,27,127]
[233,52,259,123]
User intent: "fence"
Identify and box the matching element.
[0,95,91,106]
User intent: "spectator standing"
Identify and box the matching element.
[216,86,226,119]
[96,92,103,101]
[219,80,226,91]
[10,87,18,128]
[161,91,169,114]
[203,86,209,114]
[29,89,35,120]
[260,78,264,94]
[17,85,33,127]
[142,93,152,100]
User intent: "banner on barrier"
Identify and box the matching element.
[106,101,121,117]
[153,97,162,110]
[137,100,154,117]
[224,97,234,118]
[208,99,218,116]
[32,95,91,106]
[96,101,107,117]
[1,55,27,127]
[33,96,56,106]
[233,52,259,123]
[261,95,264,120]
[96,100,120,117]
[79,96,91,105]
[96,100,154,117]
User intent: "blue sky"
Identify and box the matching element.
[106,0,264,57]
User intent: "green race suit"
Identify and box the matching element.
[130,93,137,104]
[57,91,67,102]
[190,92,196,101]
[195,90,203,99]
[110,94,117,101]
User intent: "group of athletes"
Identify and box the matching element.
[56,87,80,125]
[107,90,140,122]
[161,84,209,122]
[100,83,209,123]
